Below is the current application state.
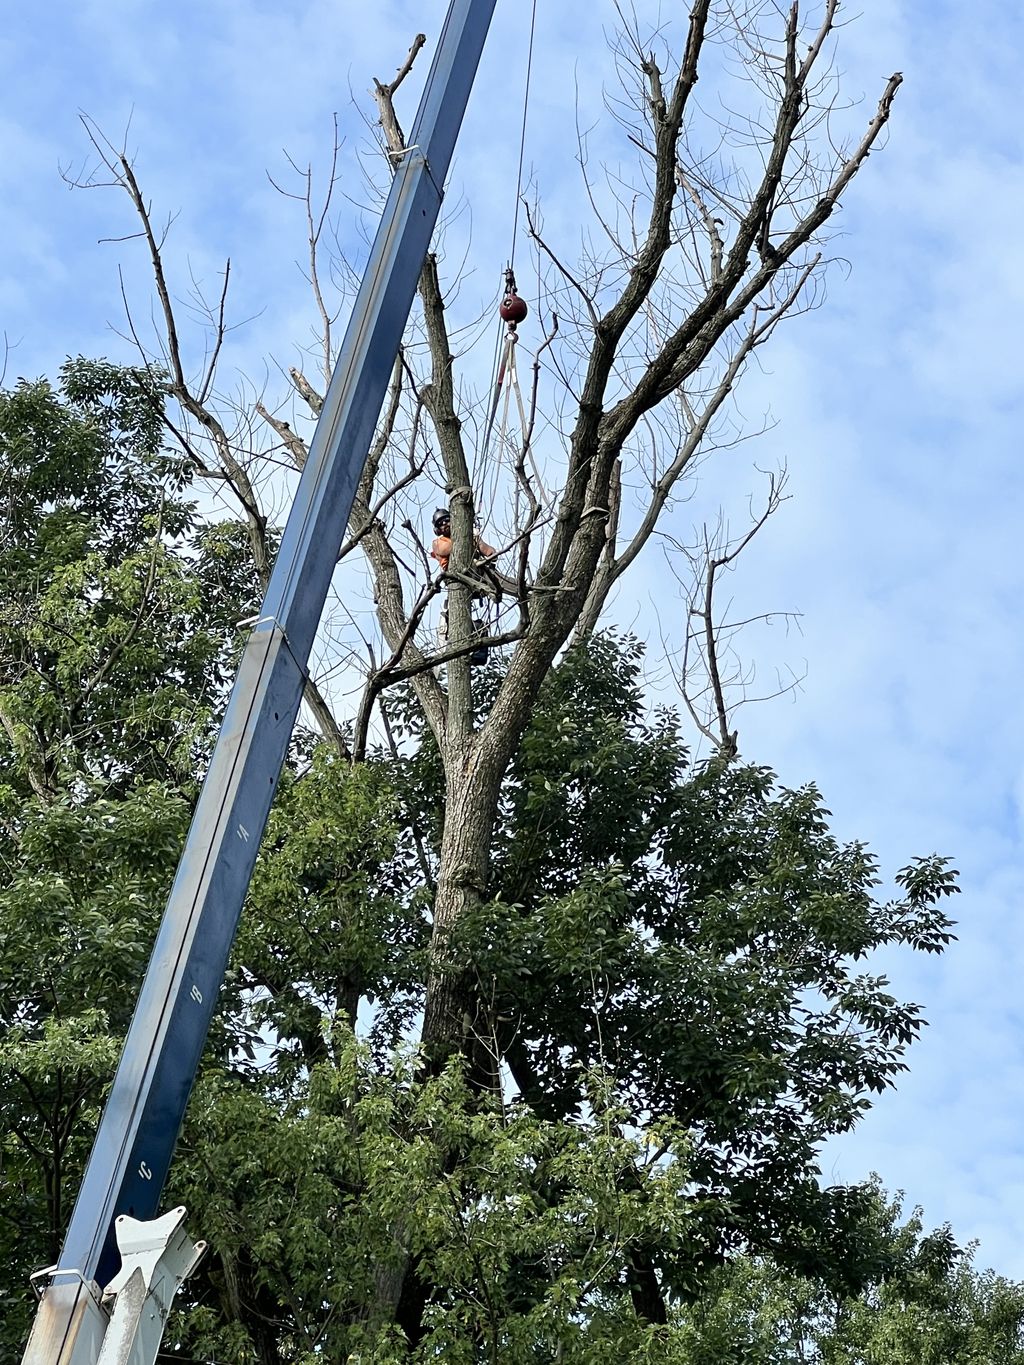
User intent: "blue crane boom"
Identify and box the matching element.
[22,2,497,1359]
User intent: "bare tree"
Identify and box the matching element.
[74,0,898,1044]
[348,1,901,1068]
[69,0,899,1335]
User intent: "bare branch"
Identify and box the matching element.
[198,259,231,405]
[524,201,600,326]
[255,401,308,470]
[74,121,273,586]
[675,470,791,757]
[290,367,324,416]
[373,34,427,155]
[675,165,724,284]
[379,33,427,99]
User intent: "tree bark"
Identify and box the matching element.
[420,746,504,1073]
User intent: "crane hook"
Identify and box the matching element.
[499,266,528,327]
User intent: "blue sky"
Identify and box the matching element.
[5,0,1024,1278]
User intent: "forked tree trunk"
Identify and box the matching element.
[369,737,508,1345]
[420,737,506,1071]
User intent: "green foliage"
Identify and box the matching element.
[168,1046,701,1364]
[159,633,961,1360]
[1,364,982,1362]
[0,359,260,798]
[1,358,170,551]
[662,1191,1024,1364]
[229,751,425,1073]
[0,361,257,1357]
[453,636,958,1294]
[814,1194,1024,1364]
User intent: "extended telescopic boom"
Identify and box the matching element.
[22,3,497,1360]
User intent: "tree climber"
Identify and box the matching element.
[430,507,514,666]
[430,507,518,598]
[430,506,495,573]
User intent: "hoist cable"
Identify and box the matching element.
[509,0,539,270]
[477,0,540,538]
[472,317,506,491]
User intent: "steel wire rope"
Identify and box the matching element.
[477,0,539,539]
[508,0,538,273]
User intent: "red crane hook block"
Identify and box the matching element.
[499,291,528,324]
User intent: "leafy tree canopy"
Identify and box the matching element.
[169,641,959,1357]
[0,360,258,1354]
[0,364,981,1363]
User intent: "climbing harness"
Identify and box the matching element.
[437,598,491,666]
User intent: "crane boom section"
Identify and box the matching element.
[23,4,496,1360]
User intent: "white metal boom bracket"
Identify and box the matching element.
[23,1208,205,1365]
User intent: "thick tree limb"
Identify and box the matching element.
[254,401,309,470]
